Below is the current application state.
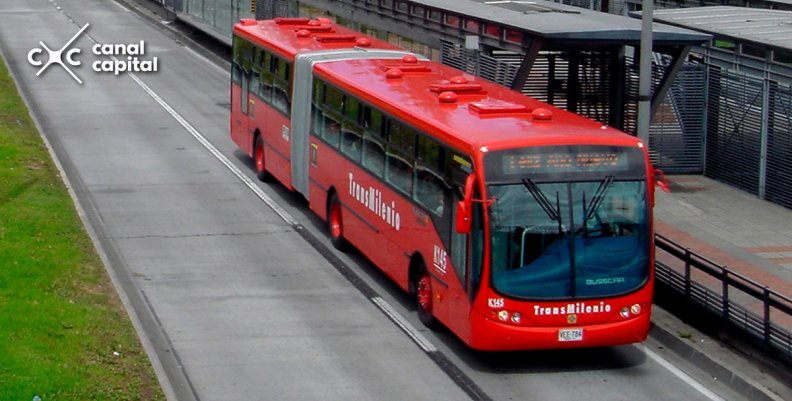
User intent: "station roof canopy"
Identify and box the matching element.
[646,6,792,52]
[290,0,713,130]
[431,0,711,48]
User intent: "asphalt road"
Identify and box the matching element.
[0,0,749,400]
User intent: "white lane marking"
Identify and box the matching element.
[77,28,297,226]
[113,2,130,12]
[125,71,299,227]
[124,66,441,357]
[638,344,726,401]
[372,297,437,353]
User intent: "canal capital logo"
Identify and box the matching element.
[27,22,159,85]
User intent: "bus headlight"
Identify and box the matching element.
[510,312,521,324]
[620,304,643,319]
[492,310,522,324]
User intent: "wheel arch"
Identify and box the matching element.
[325,186,338,221]
[408,252,427,296]
[251,128,262,156]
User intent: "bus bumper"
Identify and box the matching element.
[466,311,651,351]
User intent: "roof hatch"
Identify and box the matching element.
[429,76,485,94]
[313,34,358,43]
[469,99,530,115]
[380,55,432,73]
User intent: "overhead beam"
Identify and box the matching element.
[651,46,692,118]
[509,38,544,91]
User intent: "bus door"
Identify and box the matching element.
[239,70,252,140]
[446,170,483,337]
[447,171,484,338]
[448,189,471,331]
[231,36,254,153]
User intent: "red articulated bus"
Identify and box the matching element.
[230,18,663,351]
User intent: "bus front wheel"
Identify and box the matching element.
[416,268,438,329]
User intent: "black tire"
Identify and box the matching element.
[253,135,270,182]
[327,193,348,251]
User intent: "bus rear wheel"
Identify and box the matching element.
[254,135,269,182]
[416,268,438,329]
[327,193,347,251]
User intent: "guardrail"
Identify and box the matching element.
[654,233,792,363]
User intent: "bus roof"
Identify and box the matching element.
[313,57,641,155]
[232,18,401,60]
[235,18,642,156]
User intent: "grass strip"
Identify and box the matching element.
[0,54,165,401]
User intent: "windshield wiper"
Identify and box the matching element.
[583,175,614,223]
[522,178,563,234]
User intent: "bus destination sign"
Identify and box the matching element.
[503,151,623,174]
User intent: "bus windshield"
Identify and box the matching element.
[484,145,649,300]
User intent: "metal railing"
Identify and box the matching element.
[654,233,792,362]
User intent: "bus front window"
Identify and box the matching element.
[485,146,650,300]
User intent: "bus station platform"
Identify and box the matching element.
[650,174,792,400]
[655,175,792,301]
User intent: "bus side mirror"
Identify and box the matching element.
[455,173,476,234]
[456,201,472,234]
[654,169,671,193]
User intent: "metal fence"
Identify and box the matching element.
[703,67,792,210]
[655,234,792,363]
[765,83,792,209]
[646,63,707,173]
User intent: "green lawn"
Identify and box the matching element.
[0,55,165,400]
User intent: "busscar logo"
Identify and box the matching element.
[27,23,90,84]
[27,22,159,85]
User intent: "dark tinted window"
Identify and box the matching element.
[386,148,413,194]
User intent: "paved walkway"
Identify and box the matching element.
[654,175,792,330]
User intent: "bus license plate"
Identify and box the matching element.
[558,328,583,342]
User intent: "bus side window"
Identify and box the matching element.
[260,51,274,104]
[362,106,384,139]
[388,119,416,155]
[415,169,447,216]
[234,37,253,115]
[341,129,362,162]
[311,79,324,137]
[231,58,242,84]
[363,136,385,177]
[272,57,291,115]
[322,114,341,148]
[321,85,344,147]
[324,84,344,113]
[341,97,363,161]
[231,36,246,85]
[417,136,445,173]
[386,147,414,195]
[250,48,263,101]
[345,97,360,123]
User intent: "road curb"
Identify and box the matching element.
[650,306,787,401]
